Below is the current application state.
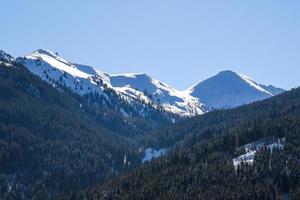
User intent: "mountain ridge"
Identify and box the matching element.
[2,49,285,117]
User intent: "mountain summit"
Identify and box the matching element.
[186,70,284,110]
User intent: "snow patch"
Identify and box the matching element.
[142,148,167,163]
[233,150,257,169]
[233,138,285,169]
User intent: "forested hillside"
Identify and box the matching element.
[0,60,149,199]
[69,87,300,199]
[143,87,300,149]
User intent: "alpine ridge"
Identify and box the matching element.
[110,72,204,116]
[17,49,205,117]
[1,49,284,117]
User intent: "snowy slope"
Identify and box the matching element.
[186,70,284,110]
[17,49,203,117]
[110,73,204,116]
[18,49,111,96]
[14,49,284,117]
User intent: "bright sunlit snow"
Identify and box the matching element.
[187,70,283,110]
[18,50,284,117]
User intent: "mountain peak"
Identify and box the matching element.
[27,49,72,68]
[32,49,59,58]
[0,50,15,64]
[187,70,280,109]
[215,70,249,81]
[217,70,238,75]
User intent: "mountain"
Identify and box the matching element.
[186,70,285,110]
[17,49,176,128]
[0,53,144,199]
[110,73,204,116]
[17,49,284,118]
[0,49,296,199]
[7,49,285,119]
[17,49,196,118]
[18,49,111,96]
[71,86,300,200]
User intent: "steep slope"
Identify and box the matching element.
[16,49,286,119]
[18,49,205,117]
[187,70,284,110]
[0,53,142,199]
[72,87,300,200]
[17,50,285,117]
[110,73,204,116]
[17,49,111,96]
[17,49,176,128]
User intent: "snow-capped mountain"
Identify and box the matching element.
[17,49,202,117]
[110,73,204,116]
[4,49,284,117]
[186,70,285,110]
[17,49,111,96]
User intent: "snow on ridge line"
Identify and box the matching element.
[30,49,111,84]
[111,72,150,79]
[110,72,205,116]
[186,70,274,96]
[32,49,72,66]
[20,49,202,116]
[18,50,113,99]
[184,70,284,110]
[28,50,92,79]
[16,49,284,117]
[237,73,273,95]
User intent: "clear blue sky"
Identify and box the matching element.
[1,0,299,90]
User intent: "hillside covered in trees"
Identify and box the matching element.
[68,87,300,199]
[0,59,172,199]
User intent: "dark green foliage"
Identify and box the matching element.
[0,62,144,199]
[80,88,175,138]
[70,87,300,199]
